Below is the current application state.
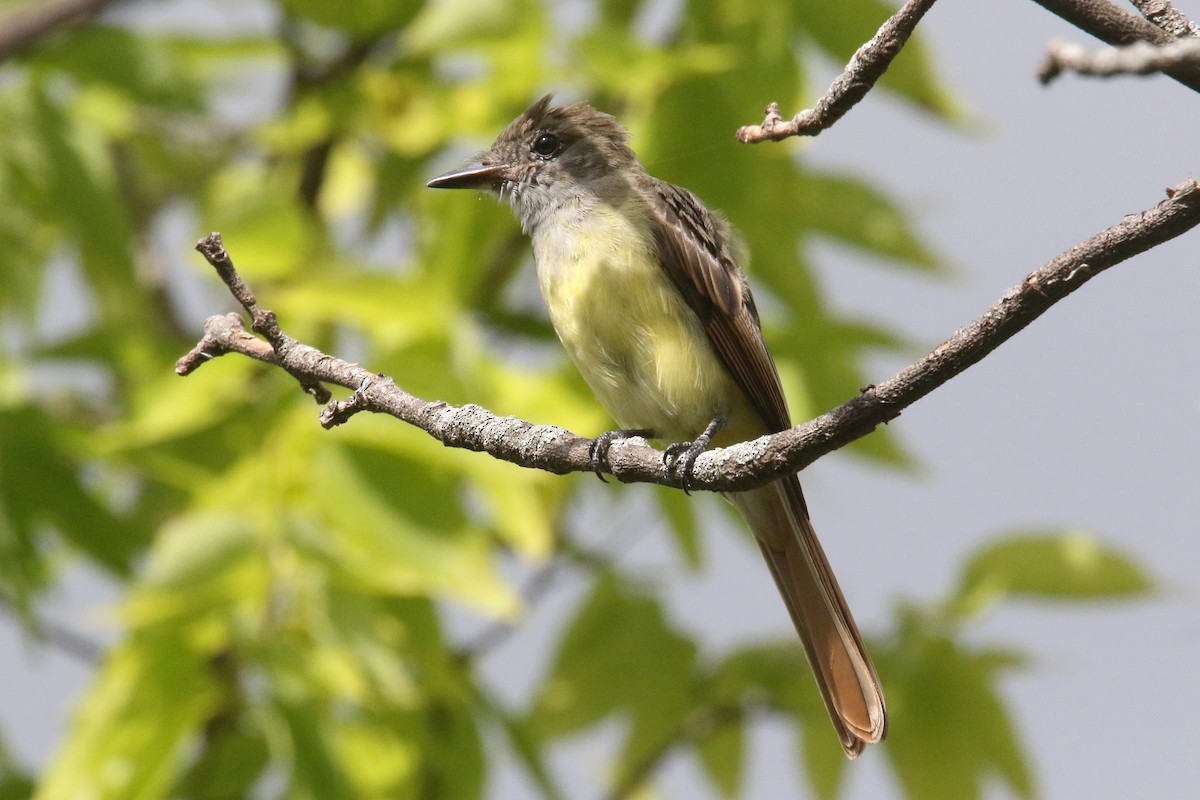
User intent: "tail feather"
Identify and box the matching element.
[730,478,886,757]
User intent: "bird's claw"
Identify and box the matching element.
[663,415,726,495]
[589,428,654,482]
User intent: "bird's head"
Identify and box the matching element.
[428,95,641,227]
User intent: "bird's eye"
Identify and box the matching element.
[530,132,559,158]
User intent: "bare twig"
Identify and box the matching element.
[737,0,938,142]
[1039,37,1200,83]
[181,234,331,403]
[177,179,1200,493]
[0,0,123,63]
[1129,0,1200,39]
[1028,0,1200,92]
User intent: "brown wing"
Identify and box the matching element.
[649,181,886,754]
[646,178,792,434]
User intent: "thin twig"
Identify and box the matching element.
[1039,37,1200,83]
[1129,0,1200,39]
[176,179,1200,493]
[737,0,938,143]
[182,235,331,403]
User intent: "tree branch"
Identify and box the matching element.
[738,0,1200,142]
[1039,37,1200,83]
[737,0,938,142]
[1031,0,1176,44]
[1129,0,1200,38]
[1028,0,1200,92]
[0,0,123,63]
[178,178,1200,493]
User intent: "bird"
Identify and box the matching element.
[427,95,885,756]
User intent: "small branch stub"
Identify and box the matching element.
[320,375,377,428]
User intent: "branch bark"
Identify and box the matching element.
[1129,0,1200,38]
[1029,0,1200,92]
[177,178,1200,493]
[737,0,938,142]
[739,0,1200,142]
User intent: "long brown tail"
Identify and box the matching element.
[729,477,886,757]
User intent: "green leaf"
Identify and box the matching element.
[0,406,142,584]
[951,531,1156,618]
[302,441,518,617]
[274,695,356,798]
[139,514,257,591]
[202,165,323,280]
[799,715,851,800]
[24,81,138,325]
[707,643,848,797]
[98,357,263,452]
[696,714,744,798]
[34,637,221,800]
[0,732,34,800]
[412,700,486,800]
[528,575,697,752]
[30,25,202,111]
[122,513,261,630]
[172,722,270,799]
[0,771,34,800]
[877,623,1034,800]
[796,170,945,274]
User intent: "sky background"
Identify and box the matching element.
[2,1,1198,798]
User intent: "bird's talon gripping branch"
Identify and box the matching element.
[589,428,654,482]
[663,414,726,494]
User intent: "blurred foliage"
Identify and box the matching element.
[0,1,1155,799]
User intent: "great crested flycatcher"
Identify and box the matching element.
[428,95,886,756]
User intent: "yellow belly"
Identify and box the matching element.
[532,204,743,442]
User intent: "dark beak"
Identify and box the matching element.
[426,162,510,190]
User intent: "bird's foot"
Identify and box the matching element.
[663,415,726,495]
[589,428,655,482]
